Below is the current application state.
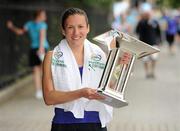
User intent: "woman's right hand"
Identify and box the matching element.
[6,20,26,35]
[80,88,105,100]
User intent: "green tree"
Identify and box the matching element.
[157,0,180,8]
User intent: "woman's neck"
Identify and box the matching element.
[70,44,84,66]
[35,18,42,23]
[68,42,84,54]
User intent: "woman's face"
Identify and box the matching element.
[39,11,47,21]
[63,14,89,47]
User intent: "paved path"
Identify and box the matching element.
[0,78,53,131]
[0,44,180,131]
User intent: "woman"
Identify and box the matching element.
[43,8,130,131]
[7,10,49,99]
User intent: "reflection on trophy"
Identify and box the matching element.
[93,30,160,108]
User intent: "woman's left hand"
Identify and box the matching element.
[37,47,45,55]
[119,52,132,64]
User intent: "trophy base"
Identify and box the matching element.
[97,89,128,108]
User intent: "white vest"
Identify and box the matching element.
[51,39,113,127]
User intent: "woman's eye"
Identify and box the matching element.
[67,26,73,29]
[79,26,84,28]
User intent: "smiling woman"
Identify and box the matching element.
[42,7,130,131]
[42,8,111,131]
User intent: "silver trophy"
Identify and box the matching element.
[93,30,160,108]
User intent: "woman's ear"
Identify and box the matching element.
[61,29,65,36]
[87,24,90,34]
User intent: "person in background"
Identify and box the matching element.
[111,12,132,34]
[159,9,168,44]
[163,11,177,55]
[7,10,49,99]
[175,9,180,43]
[119,13,132,33]
[136,3,161,79]
[42,7,130,131]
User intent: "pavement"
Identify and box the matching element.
[0,44,180,131]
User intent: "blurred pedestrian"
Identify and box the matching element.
[119,13,132,33]
[159,10,168,44]
[112,12,132,34]
[136,3,161,79]
[126,8,139,34]
[42,7,130,131]
[174,9,180,44]
[7,10,49,99]
[163,12,177,55]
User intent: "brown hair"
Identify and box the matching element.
[61,7,89,30]
[33,9,45,19]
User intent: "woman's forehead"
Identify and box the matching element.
[65,14,87,24]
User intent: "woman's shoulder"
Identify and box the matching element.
[45,50,53,57]
[38,21,47,29]
[40,21,47,25]
[43,51,53,65]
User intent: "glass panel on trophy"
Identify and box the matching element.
[107,50,132,94]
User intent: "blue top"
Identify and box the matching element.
[163,16,177,35]
[24,21,49,49]
[52,108,100,124]
[52,66,101,124]
[79,66,83,81]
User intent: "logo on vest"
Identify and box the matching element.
[88,54,105,71]
[91,54,102,61]
[54,51,63,59]
[52,51,67,67]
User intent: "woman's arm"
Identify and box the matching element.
[38,29,46,55]
[7,21,26,35]
[42,51,104,105]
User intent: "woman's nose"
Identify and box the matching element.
[73,27,79,35]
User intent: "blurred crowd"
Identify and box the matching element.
[111,1,180,78]
[111,2,180,47]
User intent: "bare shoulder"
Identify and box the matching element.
[43,51,53,64]
[46,50,53,56]
[45,51,53,58]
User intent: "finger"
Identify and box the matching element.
[123,53,131,59]
[94,93,106,99]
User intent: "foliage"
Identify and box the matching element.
[156,0,180,8]
[82,0,113,9]
[62,0,114,10]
